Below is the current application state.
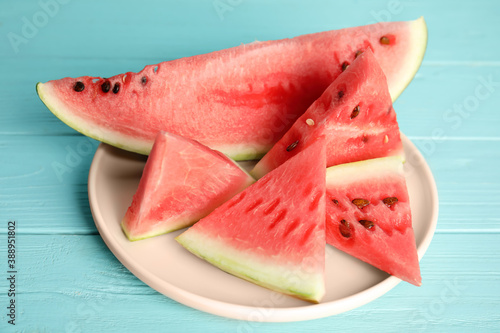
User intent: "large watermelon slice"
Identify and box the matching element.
[250,49,403,179]
[176,136,326,303]
[36,18,427,160]
[325,156,421,286]
[121,131,254,241]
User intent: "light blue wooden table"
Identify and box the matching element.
[1,0,499,331]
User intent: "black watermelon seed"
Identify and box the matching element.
[380,36,390,45]
[286,140,299,152]
[332,199,339,205]
[101,81,111,93]
[355,50,363,58]
[141,76,147,85]
[352,198,370,208]
[351,105,360,119]
[339,219,352,238]
[383,197,398,207]
[341,61,349,72]
[73,81,85,92]
[112,83,120,94]
[338,90,345,99]
[359,220,375,229]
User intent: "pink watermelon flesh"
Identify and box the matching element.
[251,49,403,179]
[37,18,426,160]
[121,131,255,241]
[325,156,421,286]
[176,136,326,303]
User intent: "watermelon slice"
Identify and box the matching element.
[36,18,427,160]
[121,131,254,241]
[250,49,403,179]
[176,136,326,303]
[325,156,421,286]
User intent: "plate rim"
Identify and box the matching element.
[88,134,438,322]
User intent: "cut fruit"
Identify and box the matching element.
[251,50,403,179]
[325,156,421,286]
[37,18,426,160]
[121,131,254,241]
[176,136,327,302]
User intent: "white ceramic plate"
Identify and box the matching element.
[88,134,438,322]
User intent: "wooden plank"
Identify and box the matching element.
[0,233,498,331]
[1,0,499,331]
[1,0,499,62]
[0,135,98,234]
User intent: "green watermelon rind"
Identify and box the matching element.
[36,82,152,155]
[325,155,405,184]
[389,17,428,101]
[121,215,198,242]
[176,230,325,303]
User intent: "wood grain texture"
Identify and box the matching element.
[0,234,498,332]
[1,0,499,331]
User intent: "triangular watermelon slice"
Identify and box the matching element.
[250,49,403,179]
[36,19,426,160]
[325,156,421,286]
[176,136,326,303]
[121,131,255,241]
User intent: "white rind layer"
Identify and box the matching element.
[176,229,325,303]
[36,82,153,155]
[389,17,428,101]
[326,156,404,186]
